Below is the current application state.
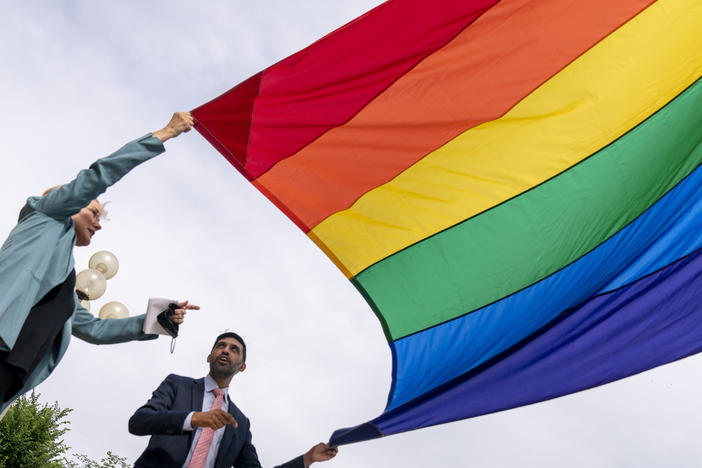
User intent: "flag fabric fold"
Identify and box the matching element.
[193,0,702,445]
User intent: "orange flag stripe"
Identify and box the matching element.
[255,0,656,232]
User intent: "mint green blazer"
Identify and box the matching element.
[0,134,165,411]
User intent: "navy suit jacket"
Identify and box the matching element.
[129,374,304,468]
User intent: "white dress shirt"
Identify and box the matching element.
[182,375,230,468]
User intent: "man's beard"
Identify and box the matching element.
[210,360,238,378]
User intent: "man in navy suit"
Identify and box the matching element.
[129,332,337,468]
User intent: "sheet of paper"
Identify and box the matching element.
[143,297,177,335]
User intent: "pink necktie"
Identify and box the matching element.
[188,387,224,468]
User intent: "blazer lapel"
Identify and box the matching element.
[191,378,205,411]
[188,378,205,447]
[213,400,239,468]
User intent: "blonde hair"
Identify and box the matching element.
[42,185,62,196]
[42,185,109,218]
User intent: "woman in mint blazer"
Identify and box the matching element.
[0,112,197,412]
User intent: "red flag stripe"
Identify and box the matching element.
[193,0,499,179]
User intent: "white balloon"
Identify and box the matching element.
[79,298,91,311]
[88,250,119,279]
[75,269,107,300]
[98,301,129,319]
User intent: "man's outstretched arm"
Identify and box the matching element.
[302,443,338,467]
[274,443,339,468]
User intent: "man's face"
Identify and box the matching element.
[207,337,246,378]
[71,200,102,247]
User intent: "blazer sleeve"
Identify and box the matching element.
[129,374,191,436]
[27,134,165,220]
[232,420,305,468]
[70,304,158,344]
[273,456,306,468]
[232,422,264,468]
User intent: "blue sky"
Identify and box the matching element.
[1,2,702,467]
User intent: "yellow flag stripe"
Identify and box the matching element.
[310,0,702,277]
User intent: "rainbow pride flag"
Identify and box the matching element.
[193,0,702,444]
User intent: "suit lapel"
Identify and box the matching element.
[188,378,205,447]
[192,378,205,411]
[213,398,239,468]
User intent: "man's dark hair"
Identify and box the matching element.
[212,332,246,362]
